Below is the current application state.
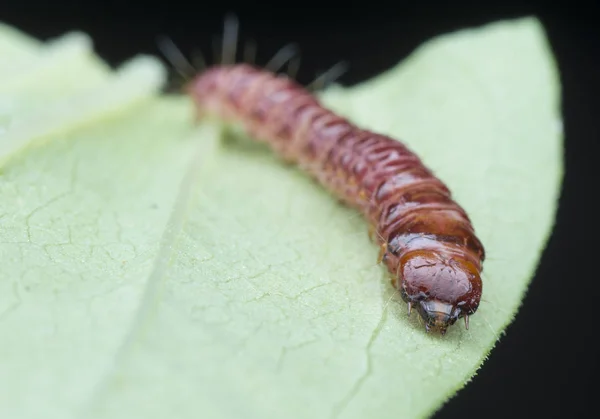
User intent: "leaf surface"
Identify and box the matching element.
[0,18,562,419]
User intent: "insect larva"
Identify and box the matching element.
[160,16,485,335]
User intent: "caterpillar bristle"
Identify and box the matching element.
[164,73,187,94]
[157,13,314,90]
[306,60,349,91]
[191,49,207,73]
[222,12,239,65]
[156,34,197,80]
[287,53,301,79]
[212,35,222,66]
[243,39,257,65]
[265,43,300,74]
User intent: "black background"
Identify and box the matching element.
[1,1,598,418]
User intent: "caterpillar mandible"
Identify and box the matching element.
[159,15,485,335]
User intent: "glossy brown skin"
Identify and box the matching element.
[187,64,485,334]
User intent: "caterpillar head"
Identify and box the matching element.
[397,250,482,335]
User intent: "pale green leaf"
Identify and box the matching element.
[0,17,561,419]
[0,23,42,67]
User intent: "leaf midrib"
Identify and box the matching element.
[79,122,221,416]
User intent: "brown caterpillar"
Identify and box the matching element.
[160,17,485,335]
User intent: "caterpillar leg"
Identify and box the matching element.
[368,224,377,242]
[193,110,206,124]
[377,242,387,264]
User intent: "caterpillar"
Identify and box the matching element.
[159,16,485,335]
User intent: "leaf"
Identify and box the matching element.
[0,17,562,419]
[0,22,42,65]
[0,31,166,164]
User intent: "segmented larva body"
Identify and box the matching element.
[187,64,485,334]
